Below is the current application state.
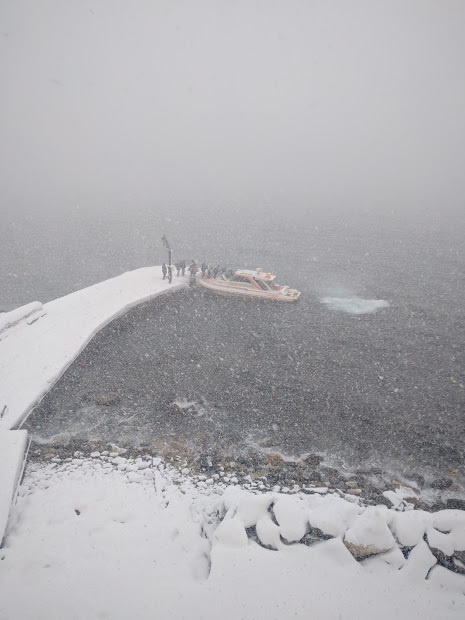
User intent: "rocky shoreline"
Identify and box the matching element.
[28,438,465,514]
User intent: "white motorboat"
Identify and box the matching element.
[197,268,301,302]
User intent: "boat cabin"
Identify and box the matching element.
[226,268,281,292]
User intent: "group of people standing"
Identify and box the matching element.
[162,260,234,284]
[162,259,191,280]
[200,263,230,279]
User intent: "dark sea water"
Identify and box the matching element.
[2,205,465,482]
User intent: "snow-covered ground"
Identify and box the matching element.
[1,268,464,618]
[1,454,464,619]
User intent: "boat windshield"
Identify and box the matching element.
[254,278,270,291]
[230,275,251,284]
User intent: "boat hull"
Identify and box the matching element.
[197,277,301,301]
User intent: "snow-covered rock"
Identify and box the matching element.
[273,495,308,542]
[308,494,362,537]
[361,545,406,573]
[390,510,433,547]
[433,510,465,551]
[213,517,248,548]
[383,486,419,509]
[427,526,456,556]
[344,506,396,558]
[255,513,283,550]
[398,540,437,581]
[222,487,274,529]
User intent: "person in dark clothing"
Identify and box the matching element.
[175,262,181,277]
[212,265,219,279]
[207,264,212,278]
[201,262,208,277]
[162,263,167,280]
[189,260,197,286]
[181,260,186,276]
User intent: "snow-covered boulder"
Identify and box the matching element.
[273,495,308,542]
[432,510,465,551]
[399,540,437,581]
[361,545,406,573]
[222,487,274,528]
[213,517,248,548]
[390,510,433,547]
[308,495,362,537]
[427,526,457,557]
[382,486,419,509]
[425,510,465,560]
[344,506,396,558]
[255,512,283,550]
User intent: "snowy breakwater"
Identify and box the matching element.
[16,452,465,584]
[218,486,465,572]
[2,447,464,619]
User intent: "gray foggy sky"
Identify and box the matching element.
[0,0,464,215]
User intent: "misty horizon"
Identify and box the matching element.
[1,0,464,219]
